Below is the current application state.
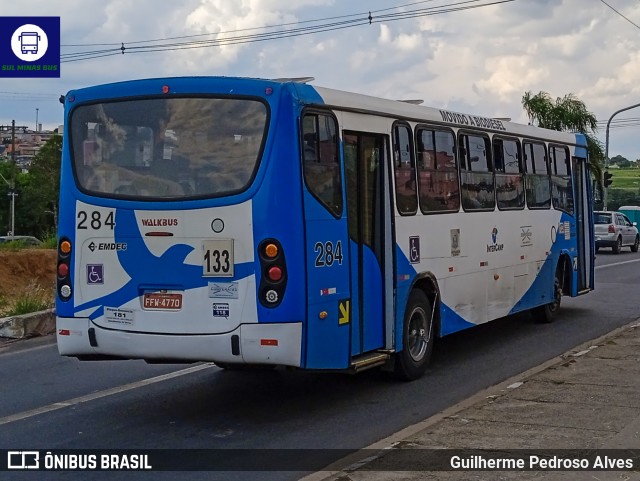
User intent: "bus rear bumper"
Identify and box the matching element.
[56,317,303,367]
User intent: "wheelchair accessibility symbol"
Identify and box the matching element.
[87,264,104,284]
[409,236,420,264]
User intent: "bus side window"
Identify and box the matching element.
[302,112,343,217]
[303,133,317,161]
[416,128,459,213]
[459,133,495,211]
[392,122,418,215]
[550,145,573,214]
[523,141,551,209]
[493,137,524,210]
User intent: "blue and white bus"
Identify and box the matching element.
[56,76,594,380]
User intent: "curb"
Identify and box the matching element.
[0,308,56,339]
[300,318,640,481]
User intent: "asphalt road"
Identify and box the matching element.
[1,249,639,481]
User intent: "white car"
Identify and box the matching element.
[0,235,42,246]
[593,211,639,254]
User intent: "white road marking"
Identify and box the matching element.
[595,258,640,269]
[0,363,214,426]
[0,341,56,356]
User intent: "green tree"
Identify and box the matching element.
[522,91,604,188]
[14,135,62,238]
[0,161,19,235]
[607,189,640,211]
[618,159,631,168]
[610,154,628,165]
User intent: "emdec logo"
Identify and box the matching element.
[0,17,60,78]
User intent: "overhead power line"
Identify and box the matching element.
[0,92,60,103]
[597,117,640,130]
[60,0,516,63]
[599,0,640,30]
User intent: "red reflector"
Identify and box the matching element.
[267,266,283,282]
[57,263,69,277]
[261,339,278,346]
[162,85,170,94]
[59,329,70,336]
[608,225,616,233]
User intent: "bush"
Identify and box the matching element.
[4,283,53,316]
[40,234,57,249]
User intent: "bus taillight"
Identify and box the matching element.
[60,240,72,255]
[264,243,278,258]
[57,238,73,301]
[57,263,69,277]
[267,266,282,282]
[258,239,287,307]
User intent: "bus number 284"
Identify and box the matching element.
[314,240,343,267]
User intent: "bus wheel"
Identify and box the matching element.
[395,289,434,381]
[533,270,562,324]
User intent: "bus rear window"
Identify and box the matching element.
[70,97,268,199]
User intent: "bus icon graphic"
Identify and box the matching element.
[18,32,41,54]
[10,23,50,63]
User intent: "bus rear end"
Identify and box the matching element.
[56,78,304,367]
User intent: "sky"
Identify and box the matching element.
[1,0,640,160]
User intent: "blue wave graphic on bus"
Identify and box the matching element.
[75,209,253,320]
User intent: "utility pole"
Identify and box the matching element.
[604,102,640,211]
[11,120,15,165]
[0,122,27,238]
[0,171,16,240]
[11,120,16,239]
[9,189,16,240]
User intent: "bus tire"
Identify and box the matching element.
[395,289,434,381]
[533,269,562,324]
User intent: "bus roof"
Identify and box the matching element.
[64,76,586,148]
[310,84,585,146]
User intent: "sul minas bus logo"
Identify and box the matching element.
[0,17,60,78]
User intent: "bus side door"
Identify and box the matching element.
[343,131,390,357]
[302,112,352,369]
[573,155,595,292]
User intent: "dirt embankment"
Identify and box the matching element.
[0,250,56,316]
